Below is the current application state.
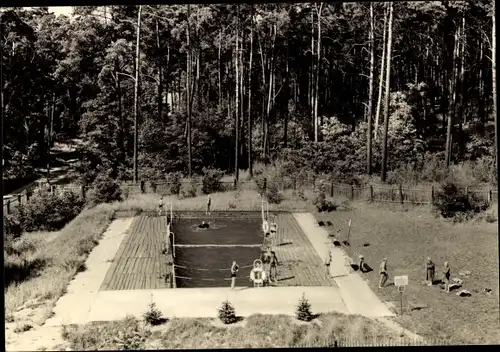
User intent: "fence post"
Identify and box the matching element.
[81,185,86,200]
[369,185,373,202]
[26,191,30,202]
[50,185,55,194]
[17,194,22,206]
[263,177,267,192]
[350,185,354,200]
[465,186,469,197]
[312,175,316,190]
[399,184,404,204]
[430,185,434,205]
[140,180,145,194]
[488,189,492,204]
[330,180,334,197]
[6,201,10,214]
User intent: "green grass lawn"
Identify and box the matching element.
[315,202,499,345]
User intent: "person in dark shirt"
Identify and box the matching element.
[426,257,436,286]
[230,261,239,290]
[158,196,164,216]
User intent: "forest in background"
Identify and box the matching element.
[1,2,497,187]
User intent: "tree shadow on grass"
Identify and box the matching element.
[4,256,47,288]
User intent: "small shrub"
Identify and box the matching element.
[202,168,224,194]
[149,181,157,193]
[12,189,85,233]
[142,302,166,326]
[218,300,237,325]
[3,212,23,238]
[433,182,488,221]
[296,293,313,322]
[166,172,182,196]
[87,173,122,206]
[182,180,198,198]
[14,323,33,333]
[265,182,283,204]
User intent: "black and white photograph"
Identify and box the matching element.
[2,2,498,349]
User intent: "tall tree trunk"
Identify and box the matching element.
[314,3,323,143]
[196,50,200,110]
[240,28,245,166]
[310,10,314,117]
[367,2,375,175]
[218,27,222,109]
[457,16,466,159]
[445,24,460,167]
[156,20,163,121]
[133,5,142,183]
[258,35,266,158]
[478,36,485,125]
[186,4,192,178]
[283,30,290,148]
[380,2,393,182]
[248,7,254,178]
[374,5,388,140]
[493,1,498,174]
[116,62,125,159]
[235,4,240,183]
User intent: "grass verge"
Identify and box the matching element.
[60,313,420,349]
[315,202,499,345]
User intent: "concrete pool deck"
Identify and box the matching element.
[43,213,393,327]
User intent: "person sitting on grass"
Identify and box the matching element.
[358,255,365,273]
[426,257,436,286]
[198,221,209,229]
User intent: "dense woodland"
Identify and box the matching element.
[1,2,497,187]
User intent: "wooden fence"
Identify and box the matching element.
[296,336,451,347]
[3,177,498,215]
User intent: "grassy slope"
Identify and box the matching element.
[62,313,407,350]
[315,202,499,345]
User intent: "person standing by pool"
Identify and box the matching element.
[269,250,279,283]
[158,196,164,216]
[206,194,211,215]
[324,250,332,278]
[262,218,270,237]
[379,258,389,288]
[230,261,239,290]
[270,217,277,235]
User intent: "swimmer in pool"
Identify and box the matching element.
[198,221,209,229]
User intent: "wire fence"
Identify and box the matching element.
[3,177,498,215]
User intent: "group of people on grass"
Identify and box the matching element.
[323,251,453,293]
